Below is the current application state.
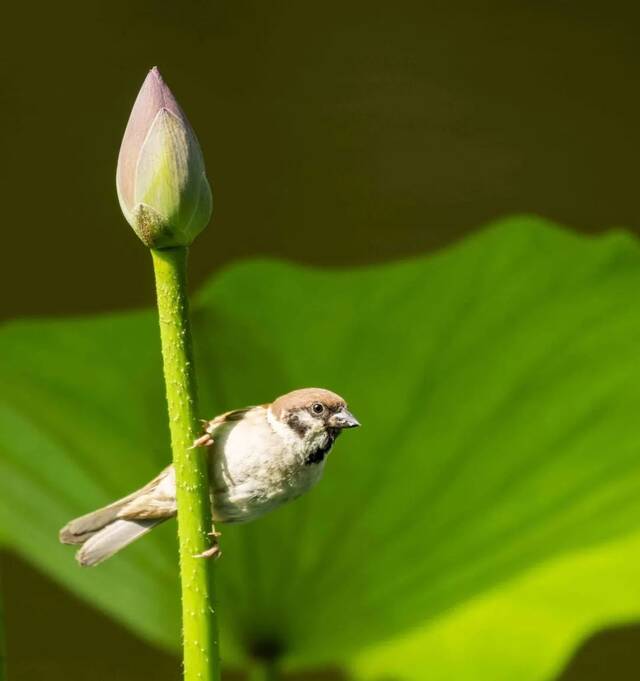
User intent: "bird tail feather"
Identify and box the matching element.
[59,493,167,567]
[59,498,133,545]
[74,518,162,566]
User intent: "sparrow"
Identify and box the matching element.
[60,388,359,566]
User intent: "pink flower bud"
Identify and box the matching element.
[116,68,212,248]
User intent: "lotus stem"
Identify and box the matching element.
[151,246,220,681]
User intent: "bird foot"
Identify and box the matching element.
[190,432,214,449]
[193,529,222,559]
[193,543,221,560]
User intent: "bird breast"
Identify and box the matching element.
[208,408,324,523]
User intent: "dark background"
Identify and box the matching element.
[2,0,640,678]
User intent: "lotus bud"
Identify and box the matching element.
[116,67,212,248]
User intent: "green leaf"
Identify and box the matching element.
[3,215,640,679]
[348,526,640,681]
[0,313,180,649]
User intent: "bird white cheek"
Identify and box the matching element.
[266,408,305,447]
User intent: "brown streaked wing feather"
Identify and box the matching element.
[117,465,177,521]
[193,405,266,448]
[203,406,260,434]
[60,466,175,543]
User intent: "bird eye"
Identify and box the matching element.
[311,402,325,415]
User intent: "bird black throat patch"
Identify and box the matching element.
[305,430,339,465]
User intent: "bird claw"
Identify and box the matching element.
[190,432,214,449]
[193,528,221,559]
[193,544,222,560]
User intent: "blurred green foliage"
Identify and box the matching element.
[2,216,640,679]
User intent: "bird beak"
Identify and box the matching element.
[330,408,361,429]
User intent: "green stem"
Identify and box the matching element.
[151,246,220,681]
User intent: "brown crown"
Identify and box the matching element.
[271,387,346,418]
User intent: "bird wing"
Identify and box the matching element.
[119,407,263,518]
[117,465,177,520]
[193,405,263,447]
[206,406,257,430]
